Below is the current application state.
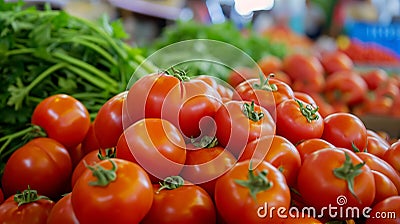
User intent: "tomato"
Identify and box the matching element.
[361,69,389,90]
[239,135,301,187]
[93,91,127,149]
[179,136,236,197]
[366,135,390,158]
[362,94,395,116]
[271,70,292,85]
[297,148,375,219]
[276,99,324,145]
[295,138,335,162]
[47,193,78,224]
[214,160,291,223]
[0,188,3,205]
[322,112,367,151]
[141,176,216,224]
[2,138,72,200]
[0,187,54,224]
[80,123,101,155]
[31,94,91,148]
[308,92,335,118]
[125,71,221,139]
[383,141,400,173]
[71,158,153,224]
[324,70,368,106]
[120,118,186,182]
[71,148,115,188]
[355,152,400,193]
[294,91,317,105]
[257,55,283,76]
[371,170,398,206]
[365,196,400,224]
[227,67,258,88]
[232,76,294,117]
[194,75,233,101]
[215,100,275,158]
[68,144,85,169]
[320,50,354,75]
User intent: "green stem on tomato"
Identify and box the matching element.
[86,159,118,187]
[242,101,264,122]
[157,176,185,193]
[191,136,219,149]
[295,99,319,123]
[253,73,278,92]
[14,186,50,206]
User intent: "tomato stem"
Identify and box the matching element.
[295,99,319,123]
[242,101,264,122]
[253,73,278,92]
[14,186,50,206]
[86,159,118,187]
[97,148,116,160]
[333,152,365,203]
[157,176,184,193]
[191,136,219,148]
[234,162,273,201]
[165,67,190,82]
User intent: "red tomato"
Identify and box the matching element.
[120,118,186,182]
[320,50,354,75]
[141,176,216,224]
[276,99,324,145]
[214,160,291,223]
[294,91,317,105]
[324,70,368,106]
[297,148,375,218]
[194,75,233,101]
[47,193,78,224]
[257,55,283,76]
[271,70,292,85]
[356,152,400,193]
[0,187,54,224]
[179,136,236,197]
[125,71,221,139]
[71,158,153,224]
[93,91,127,149]
[80,123,101,155]
[2,138,72,200]
[308,92,335,118]
[31,94,90,148]
[371,170,398,206]
[322,112,367,151]
[0,188,3,205]
[239,135,301,187]
[295,138,335,162]
[365,196,400,224]
[215,100,275,158]
[227,67,258,88]
[68,144,85,171]
[361,69,389,90]
[383,141,400,173]
[362,94,395,116]
[232,76,294,117]
[366,135,390,158]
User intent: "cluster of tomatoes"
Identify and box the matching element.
[0,55,400,224]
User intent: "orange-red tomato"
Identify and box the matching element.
[371,170,398,206]
[383,140,400,173]
[47,193,79,224]
[320,50,354,75]
[365,196,400,224]
[227,67,258,88]
[361,69,389,90]
[294,91,317,105]
[295,138,335,162]
[257,55,283,76]
[80,123,101,155]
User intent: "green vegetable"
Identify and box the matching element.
[0,1,157,167]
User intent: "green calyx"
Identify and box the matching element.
[333,152,365,203]
[97,148,116,160]
[157,176,185,193]
[14,186,50,206]
[242,101,264,122]
[253,73,278,92]
[165,67,190,82]
[234,162,273,201]
[86,159,118,187]
[191,135,219,149]
[295,99,319,123]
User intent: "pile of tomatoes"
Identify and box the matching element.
[0,52,400,224]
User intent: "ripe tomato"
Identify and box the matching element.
[322,112,367,151]
[2,138,72,200]
[383,141,400,173]
[366,135,390,158]
[214,160,291,223]
[80,123,101,155]
[320,50,354,75]
[361,69,389,90]
[276,99,324,145]
[120,118,186,182]
[324,70,368,106]
[257,55,283,76]
[355,152,400,193]
[47,193,78,224]
[125,71,221,139]
[93,91,127,149]
[141,176,216,224]
[194,75,233,101]
[232,76,294,117]
[179,136,236,197]
[297,148,375,218]
[294,91,317,105]
[68,144,85,170]
[71,158,153,224]
[215,100,275,158]
[0,187,54,224]
[371,170,398,206]
[365,196,400,224]
[227,67,258,88]
[0,188,3,205]
[295,138,335,162]
[239,135,301,187]
[31,94,90,148]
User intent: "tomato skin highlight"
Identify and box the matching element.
[31,94,91,148]
[1,137,72,200]
[71,158,153,224]
[47,193,79,224]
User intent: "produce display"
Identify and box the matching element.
[1,2,400,224]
